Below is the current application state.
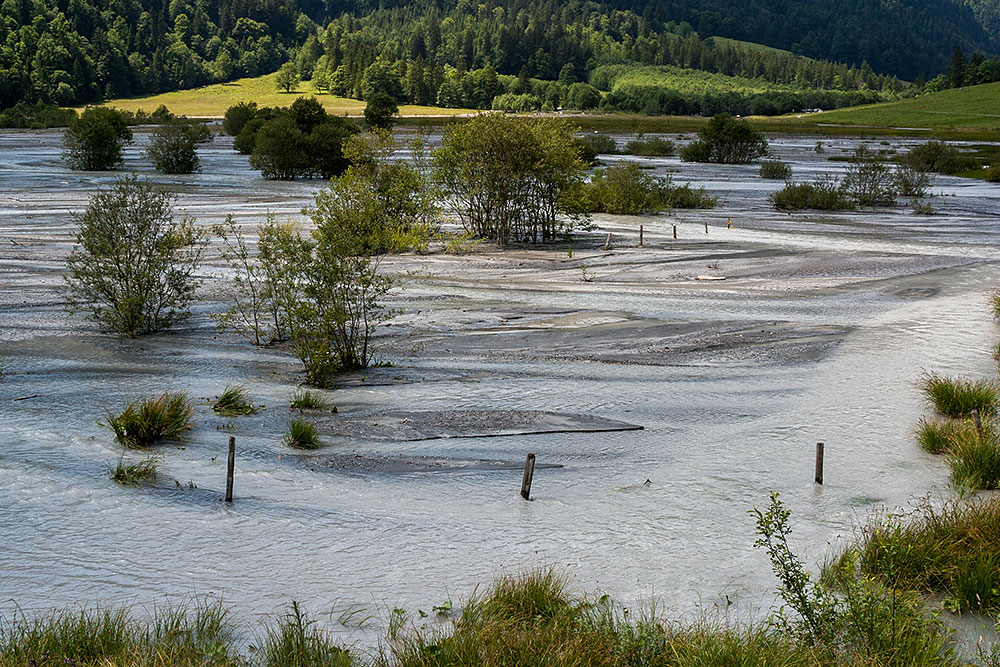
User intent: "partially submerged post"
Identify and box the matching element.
[673,225,677,239]
[225,436,236,502]
[639,225,644,246]
[604,232,612,250]
[814,442,824,485]
[521,453,536,500]
[704,220,709,234]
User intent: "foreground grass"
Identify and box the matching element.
[104,393,193,449]
[838,495,1000,617]
[98,72,476,119]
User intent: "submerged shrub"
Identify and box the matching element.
[584,161,715,214]
[624,135,676,156]
[920,373,999,418]
[105,392,193,448]
[575,133,618,155]
[769,177,854,211]
[758,160,792,179]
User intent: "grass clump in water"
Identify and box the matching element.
[212,383,257,416]
[109,455,159,487]
[257,601,351,667]
[990,290,1000,319]
[104,392,193,448]
[284,417,320,449]
[290,388,329,411]
[920,373,999,418]
[946,420,1000,490]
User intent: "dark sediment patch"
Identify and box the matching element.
[313,409,642,442]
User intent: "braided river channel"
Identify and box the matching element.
[1,127,999,647]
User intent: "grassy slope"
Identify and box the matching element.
[786,82,1000,131]
[97,72,476,118]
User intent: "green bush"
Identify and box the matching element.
[769,177,854,211]
[65,176,204,337]
[920,373,999,418]
[624,136,676,156]
[62,106,133,170]
[105,392,193,449]
[904,140,973,175]
[584,161,715,214]
[680,114,768,164]
[758,160,792,179]
[147,120,211,174]
[843,144,897,206]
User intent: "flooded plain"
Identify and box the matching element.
[1,127,999,646]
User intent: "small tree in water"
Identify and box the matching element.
[65,175,204,336]
[147,120,211,174]
[62,106,133,170]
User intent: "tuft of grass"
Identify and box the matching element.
[946,420,1000,490]
[212,383,256,416]
[109,455,159,487]
[758,160,792,179]
[914,417,963,454]
[284,418,321,449]
[990,290,1000,319]
[104,392,193,448]
[769,176,854,211]
[257,601,351,667]
[290,388,329,411]
[920,373,999,418]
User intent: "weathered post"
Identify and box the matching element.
[704,220,709,234]
[972,409,983,434]
[521,453,536,500]
[673,225,677,239]
[225,436,235,502]
[639,225,644,246]
[604,232,612,250]
[814,442,824,485]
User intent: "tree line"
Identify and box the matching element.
[3,0,934,115]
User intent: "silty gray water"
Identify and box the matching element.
[1,128,998,645]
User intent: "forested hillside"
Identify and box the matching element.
[2,0,997,112]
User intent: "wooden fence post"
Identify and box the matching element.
[521,453,536,500]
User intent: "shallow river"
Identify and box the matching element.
[1,127,998,647]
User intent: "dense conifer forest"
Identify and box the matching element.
[2,0,998,113]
